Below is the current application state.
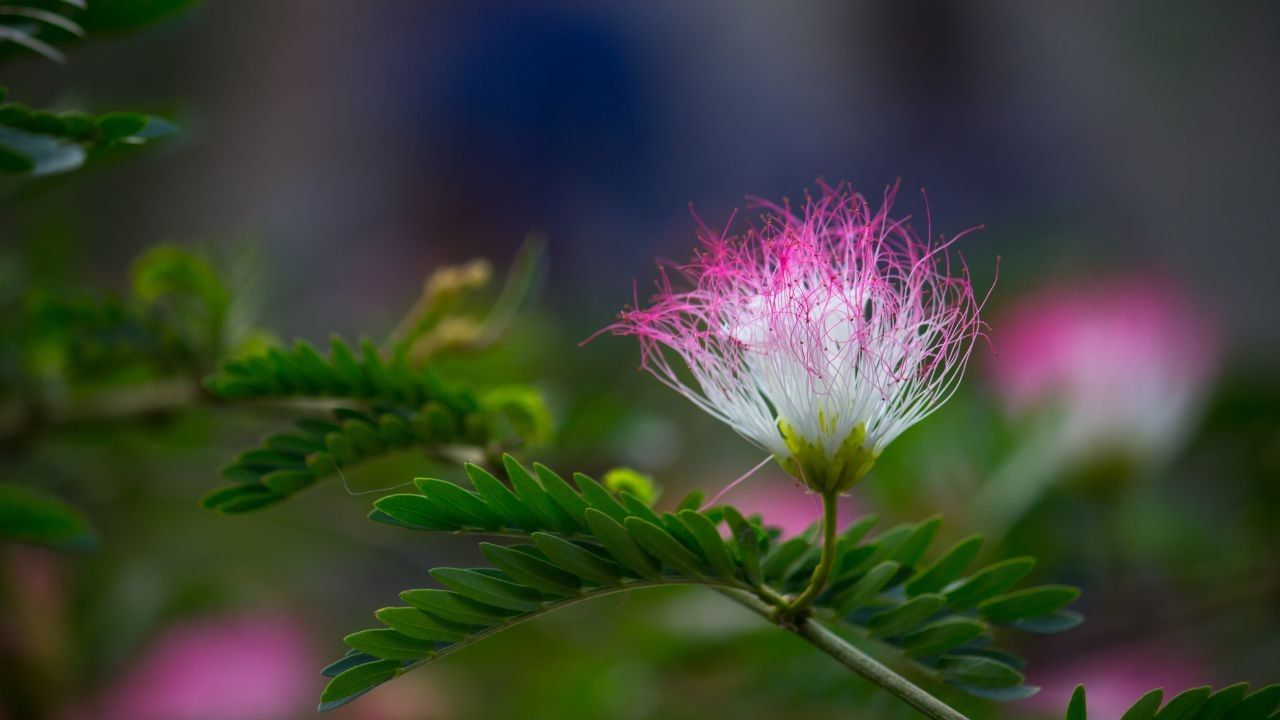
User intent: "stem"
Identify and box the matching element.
[795,615,970,720]
[722,589,970,720]
[784,489,839,616]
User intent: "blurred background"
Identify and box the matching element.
[1,1,1278,718]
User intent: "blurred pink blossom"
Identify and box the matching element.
[88,613,314,720]
[990,276,1219,464]
[1025,643,1210,717]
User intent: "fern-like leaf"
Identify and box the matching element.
[201,337,529,513]
[320,456,1085,710]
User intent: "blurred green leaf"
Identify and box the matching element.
[0,482,97,551]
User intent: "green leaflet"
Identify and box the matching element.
[867,593,946,638]
[944,556,1036,609]
[429,568,544,612]
[899,618,988,659]
[531,532,622,585]
[584,509,659,578]
[399,589,511,626]
[624,517,703,577]
[374,607,468,643]
[937,654,1025,689]
[318,659,400,711]
[978,584,1081,623]
[1120,689,1164,720]
[480,543,582,596]
[904,534,982,596]
[343,629,433,661]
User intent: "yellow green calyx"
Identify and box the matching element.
[776,420,878,494]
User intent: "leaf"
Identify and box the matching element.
[413,478,502,529]
[0,483,97,551]
[468,463,539,532]
[1151,686,1211,720]
[531,532,622,585]
[678,510,737,580]
[899,617,988,658]
[534,463,589,526]
[624,517,703,577]
[1012,609,1084,634]
[480,543,582,596]
[945,556,1037,609]
[584,509,659,578]
[429,568,544,612]
[763,537,811,581]
[0,25,67,63]
[978,585,1080,623]
[1198,684,1250,720]
[1119,689,1164,720]
[938,654,1024,689]
[374,607,468,643]
[372,494,457,531]
[839,514,879,545]
[723,506,764,587]
[0,124,84,175]
[318,658,400,711]
[1065,684,1087,720]
[953,683,1040,702]
[572,471,629,523]
[904,534,982,596]
[891,515,941,567]
[1228,683,1280,720]
[505,457,576,533]
[866,593,946,638]
[201,484,284,513]
[399,589,510,626]
[832,560,899,615]
[618,491,663,527]
[343,629,433,661]
[95,112,147,140]
[321,650,378,678]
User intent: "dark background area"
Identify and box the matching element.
[3,1,1277,347]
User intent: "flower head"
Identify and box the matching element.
[606,183,985,494]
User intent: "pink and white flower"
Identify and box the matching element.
[605,183,986,493]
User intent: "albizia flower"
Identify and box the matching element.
[605,183,985,494]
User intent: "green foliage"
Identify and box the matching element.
[1064,682,1279,720]
[0,1,84,64]
[0,0,202,64]
[0,482,97,550]
[78,0,201,32]
[0,245,229,402]
[0,87,177,177]
[202,337,544,512]
[320,457,1083,711]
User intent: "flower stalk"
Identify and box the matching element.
[782,489,840,619]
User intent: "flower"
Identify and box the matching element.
[605,183,985,494]
[990,276,1218,467]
